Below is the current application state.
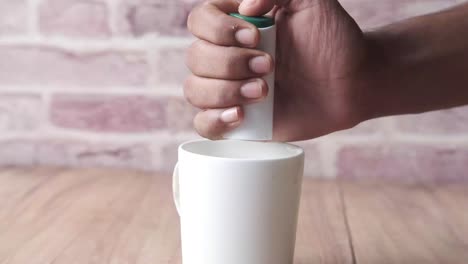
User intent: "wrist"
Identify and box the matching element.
[355,29,399,122]
[348,34,385,123]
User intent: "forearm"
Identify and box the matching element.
[362,3,468,119]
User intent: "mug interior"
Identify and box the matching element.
[180,140,303,161]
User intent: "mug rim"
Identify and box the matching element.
[179,139,304,162]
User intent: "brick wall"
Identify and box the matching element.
[0,0,467,181]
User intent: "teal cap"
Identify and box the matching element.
[230,13,275,28]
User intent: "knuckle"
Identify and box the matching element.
[219,84,239,106]
[185,40,203,70]
[201,0,214,8]
[186,7,195,32]
[213,87,228,106]
[194,111,225,140]
[194,112,211,138]
[222,47,242,74]
[211,30,226,44]
[213,18,235,44]
[187,3,204,33]
[187,40,201,56]
[183,77,195,105]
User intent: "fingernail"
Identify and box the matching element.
[240,80,263,99]
[235,28,256,46]
[220,107,240,123]
[249,56,271,74]
[240,0,257,7]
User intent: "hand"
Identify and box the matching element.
[185,0,371,141]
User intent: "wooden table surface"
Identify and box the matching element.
[0,167,467,264]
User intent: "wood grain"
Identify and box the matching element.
[0,168,180,264]
[294,180,354,264]
[0,168,352,264]
[1,168,467,264]
[341,181,468,264]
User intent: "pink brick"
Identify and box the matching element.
[50,95,166,133]
[180,0,203,4]
[0,138,162,171]
[39,0,110,38]
[393,0,461,21]
[165,97,197,132]
[337,143,468,182]
[341,0,396,29]
[50,95,194,133]
[36,139,153,171]
[0,95,42,131]
[115,0,194,36]
[0,47,148,87]
[154,46,189,85]
[341,0,459,29]
[396,107,468,134]
[0,0,27,35]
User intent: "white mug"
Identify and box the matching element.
[173,139,304,264]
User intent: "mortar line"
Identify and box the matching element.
[317,135,468,144]
[146,39,161,90]
[0,86,184,96]
[0,129,198,143]
[0,36,193,51]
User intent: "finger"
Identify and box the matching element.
[186,40,273,80]
[184,75,268,109]
[194,107,244,140]
[188,0,259,47]
[239,0,288,16]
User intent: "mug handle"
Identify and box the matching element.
[172,162,181,216]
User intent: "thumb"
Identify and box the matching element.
[238,0,285,16]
